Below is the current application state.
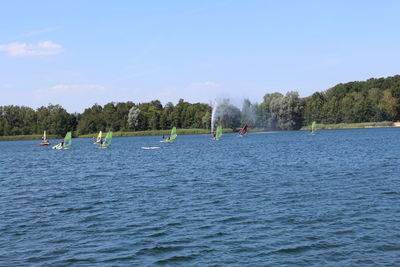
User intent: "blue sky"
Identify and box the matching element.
[1,0,400,112]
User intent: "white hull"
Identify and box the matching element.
[141,146,162,150]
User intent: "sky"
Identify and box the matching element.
[1,0,400,112]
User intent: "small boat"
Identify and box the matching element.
[39,130,50,146]
[99,131,113,148]
[238,124,248,137]
[52,132,72,150]
[161,127,177,143]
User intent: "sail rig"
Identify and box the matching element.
[52,131,72,150]
[162,127,177,143]
[311,121,317,135]
[238,124,248,137]
[100,131,113,148]
[63,132,72,149]
[94,130,103,143]
[215,125,222,140]
[169,127,177,141]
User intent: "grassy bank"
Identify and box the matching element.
[0,134,60,141]
[301,121,394,130]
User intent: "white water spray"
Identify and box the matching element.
[211,100,218,133]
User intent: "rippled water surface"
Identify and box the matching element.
[1,128,400,266]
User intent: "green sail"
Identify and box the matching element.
[169,127,177,141]
[216,126,222,140]
[64,131,72,148]
[311,121,317,135]
[103,131,113,146]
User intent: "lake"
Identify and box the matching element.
[1,128,399,266]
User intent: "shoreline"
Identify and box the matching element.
[300,121,396,131]
[0,128,232,141]
[1,123,398,141]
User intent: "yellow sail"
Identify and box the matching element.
[96,131,103,143]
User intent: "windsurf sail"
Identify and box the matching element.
[64,131,72,148]
[43,130,47,140]
[95,131,103,143]
[216,125,222,140]
[101,131,113,147]
[311,121,317,135]
[238,124,248,136]
[169,127,177,141]
[162,127,177,142]
[53,131,71,149]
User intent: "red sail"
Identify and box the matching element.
[239,124,248,136]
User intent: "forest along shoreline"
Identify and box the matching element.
[1,122,399,141]
[2,75,400,141]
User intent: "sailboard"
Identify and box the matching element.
[99,131,113,148]
[39,130,50,146]
[52,131,72,150]
[238,124,248,137]
[161,127,177,143]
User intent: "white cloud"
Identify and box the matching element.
[0,41,63,56]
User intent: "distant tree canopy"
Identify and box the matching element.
[302,75,400,124]
[1,75,400,136]
[0,104,77,136]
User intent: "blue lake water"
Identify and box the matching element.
[1,128,400,266]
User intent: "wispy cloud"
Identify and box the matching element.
[0,41,63,56]
[17,27,58,39]
[33,84,106,99]
[1,84,13,89]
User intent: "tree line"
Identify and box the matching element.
[1,75,400,136]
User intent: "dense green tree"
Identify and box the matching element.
[2,75,400,137]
